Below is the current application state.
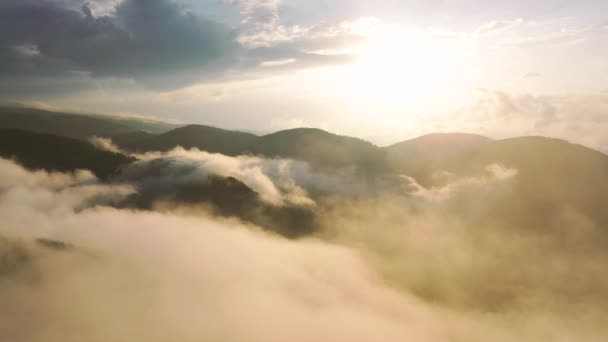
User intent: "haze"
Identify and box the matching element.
[1,1,608,341]
[1,0,607,149]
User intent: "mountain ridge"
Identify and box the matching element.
[0,129,135,179]
[2,112,608,235]
[2,105,606,158]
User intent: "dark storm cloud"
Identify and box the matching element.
[0,0,242,90]
[0,0,358,93]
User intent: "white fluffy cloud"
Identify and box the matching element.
[0,156,449,342]
[2,148,608,341]
[121,147,316,206]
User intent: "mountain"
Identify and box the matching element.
[0,106,137,140]
[448,137,608,227]
[251,128,384,173]
[0,129,135,179]
[119,173,315,238]
[109,131,156,148]
[4,106,608,229]
[0,128,314,237]
[0,106,181,141]
[113,126,385,174]
[387,134,608,228]
[385,133,493,185]
[113,124,259,155]
[85,114,180,134]
[3,106,608,233]
[386,133,493,162]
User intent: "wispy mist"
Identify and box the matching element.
[1,139,608,341]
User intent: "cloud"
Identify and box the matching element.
[89,136,123,154]
[0,0,361,94]
[0,157,94,190]
[0,156,451,342]
[500,25,594,47]
[95,147,324,237]
[479,88,520,116]
[0,157,134,212]
[111,146,394,210]
[523,71,541,79]
[317,165,608,331]
[479,90,608,151]
[400,164,518,202]
[429,17,601,52]
[3,145,608,341]
[227,4,364,72]
[120,147,314,206]
[475,18,523,36]
[225,0,281,30]
[260,58,297,67]
[419,89,608,153]
[12,44,41,57]
[3,0,243,89]
[482,89,559,129]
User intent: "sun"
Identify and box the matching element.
[349,38,448,103]
[344,30,478,110]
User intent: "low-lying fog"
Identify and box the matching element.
[1,144,607,341]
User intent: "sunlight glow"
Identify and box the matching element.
[343,23,481,111]
[350,39,446,102]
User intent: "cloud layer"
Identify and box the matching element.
[0,157,448,342]
[2,140,608,341]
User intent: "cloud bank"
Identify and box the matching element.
[2,145,608,341]
[0,157,449,342]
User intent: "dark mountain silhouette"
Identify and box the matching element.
[0,129,135,179]
[0,129,315,237]
[113,126,385,174]
[0,106,136,140]
[3,106,608,229]
[85,114,179,134]
[0,106,180,140]
[251,128,384,173]
[113,124,259,155]
[110,131,156,148]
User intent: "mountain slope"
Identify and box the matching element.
[386,135,608,228]
[0,129,135,179]
[251,128,384,172]
[385,133,493,185]
[113,126,385,174]
[114,124,260,155]
[85,114,180,134]
[450,137,608,227]
[110,131,156,148]
[0,107,137,140]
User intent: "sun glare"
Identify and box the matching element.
[352,42,443,100]
[345,29,480,110]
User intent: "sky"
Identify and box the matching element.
[1,0,607,150]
